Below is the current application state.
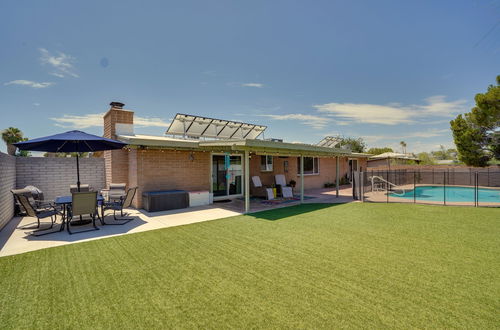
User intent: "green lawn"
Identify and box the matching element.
[0,203,498,328]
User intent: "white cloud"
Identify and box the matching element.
[33,103,40,106]
[4,80,54,88]
[39,48,79,78]
[134,116,171,128]
[241,83,264,88]
[314,96,466,125]
[50,113,171,129]
[260,114,331,129]
[359,128,450,144]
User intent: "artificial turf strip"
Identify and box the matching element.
[0,203,498,329]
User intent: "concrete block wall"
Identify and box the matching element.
[16,157,106,201]
[0,152,16,230]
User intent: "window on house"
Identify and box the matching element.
[297,157,319,175]
[260,155,273,171]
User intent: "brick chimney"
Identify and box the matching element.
[103,102,134,139]
[103,102,134,187]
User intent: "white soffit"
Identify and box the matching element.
[166,113,266,139]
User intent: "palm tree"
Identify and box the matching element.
[399,141,407,154]
[1,127,24,155]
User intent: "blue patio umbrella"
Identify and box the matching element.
[14,130,127,191]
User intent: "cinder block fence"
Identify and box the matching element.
[0,152,106,231]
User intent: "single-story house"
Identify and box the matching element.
[367,152,420,168]
[102,102,369,211]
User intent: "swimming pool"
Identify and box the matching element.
[391,185,500,203]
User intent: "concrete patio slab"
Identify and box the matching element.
[0,187,355,257]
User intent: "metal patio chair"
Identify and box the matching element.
[106,183,127,202]
[102,187,137,225]
[14,193,59,234]
[70,184,91,193]
[11,186,53,215]
[66,191,99,234]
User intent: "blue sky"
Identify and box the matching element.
[1,0,499,154]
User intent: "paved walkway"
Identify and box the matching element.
[0,187,354,257]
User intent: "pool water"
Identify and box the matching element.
[391,185,500,203]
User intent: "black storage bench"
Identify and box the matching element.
[142,190,189,212]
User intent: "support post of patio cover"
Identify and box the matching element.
[244,150,250,213]
[336,156,339,198]
[300,155,304,203]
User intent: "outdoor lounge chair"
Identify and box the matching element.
[13,193,59,234]
[275,174,294,198]
[66,191,99,234]
[251,176,270,199]
[102,187,137,225]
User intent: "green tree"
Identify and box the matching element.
[450,75,499,166]
[15,138,31,157]
[43,152,90,158]
[417,152,435,165]
[367,147,393,155]
[431,145,458,160]
[336,137,366,153]
[399,141,407,154]
[1,127,24,155]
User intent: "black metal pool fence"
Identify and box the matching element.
[352,168,500,207]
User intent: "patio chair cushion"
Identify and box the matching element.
[275,174,287,186]
[282,186,293,198]
[265,188,275,200]
[252,176,262,187]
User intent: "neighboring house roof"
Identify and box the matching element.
[116,134,369,158]
[368,152,419,161]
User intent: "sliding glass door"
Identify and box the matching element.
[212,154,242,198]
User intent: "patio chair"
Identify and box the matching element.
[70,184,91,193]
[107,183,126,201]
[275,174,294,198]
[13,193,58,234]
[11,186,53,214]
[102,187,137,225]
[66,191,99,234]
[251,176,269,199]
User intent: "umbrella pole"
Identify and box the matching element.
[76,144,81,192]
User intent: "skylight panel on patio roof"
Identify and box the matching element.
[317,136,343,148]
[166,113,266,139]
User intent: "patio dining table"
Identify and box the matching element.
[55,195,105,232]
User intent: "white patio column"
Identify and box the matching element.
[336,156,340,198]
[300,155,304,203]
[244,150,250,213]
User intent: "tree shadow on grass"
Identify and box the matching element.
[247,203,344,221]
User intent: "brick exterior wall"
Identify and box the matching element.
[249,155,352,190]
[0,152,16,230]
[16,157,106,201]
[131,149,211,208]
